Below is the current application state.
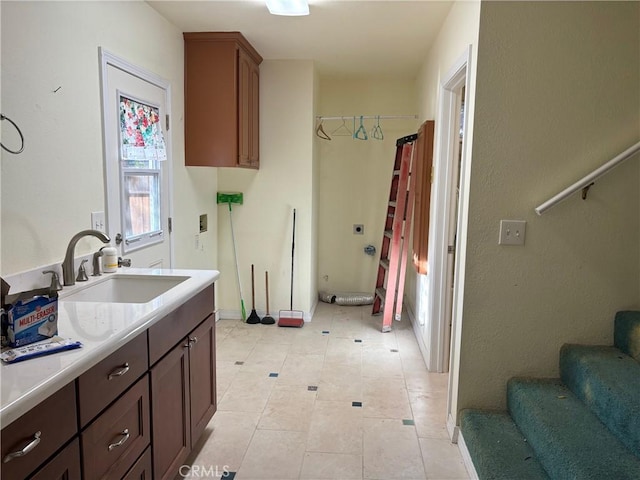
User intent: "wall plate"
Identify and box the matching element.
[499,220,526,246]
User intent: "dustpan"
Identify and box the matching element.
[278,208,304,328]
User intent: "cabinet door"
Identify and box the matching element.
[248,59,260,167]
[238,47,253,168]
[188,314,216,444]
[30,438,81,480]
[150,341,191,480]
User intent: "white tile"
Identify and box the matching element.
[206,304,460,479]
[300,452,363,479]
[236,429,307,479]
[419,437,470,479]
[363,417,426,479]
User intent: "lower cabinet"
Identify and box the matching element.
[0,283,215,480]
[151,313,216,480]
[30,438,82,480]
[122,446,152,480]
[81,375,150,479]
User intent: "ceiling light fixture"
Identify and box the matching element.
[265,0,309,16]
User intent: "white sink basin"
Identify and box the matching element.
[62,275,190,303]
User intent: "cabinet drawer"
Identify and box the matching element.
[148,284,214,365]
[77,332,148,426]
[81,375,150,480]
[1,382,77,480]
[122,446,152,480]
[30,437,81,480]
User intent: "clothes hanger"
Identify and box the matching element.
[353,115,368,140]
[331,117,353,136]
[371,116,384,140]
[315,119,331,140]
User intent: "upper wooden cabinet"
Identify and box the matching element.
[184,32,262,168]
[412,120,435,275]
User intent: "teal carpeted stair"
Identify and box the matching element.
[461,311,640,479]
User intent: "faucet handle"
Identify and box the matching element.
[42,270,62,292]
[76,259,89,282]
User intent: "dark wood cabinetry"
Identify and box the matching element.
[0,382,77,480]
[184,32,262,168]
[80,376,150,480]
[1,283,216,480]
[151,313,216,480]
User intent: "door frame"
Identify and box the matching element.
[427,48,470,374]
[98,47,174,267]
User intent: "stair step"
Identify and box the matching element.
[615,311,640,361]
[460,410,549,480]
[507,377,640,479]
[560,344,640,458]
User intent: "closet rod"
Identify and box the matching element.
[316,115,418,121]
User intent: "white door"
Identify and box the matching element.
[100,49,172,269]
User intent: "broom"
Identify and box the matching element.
[247,264,261,324]
[261,271,276,325]
[278,208,304,328]
[216,192,246,321]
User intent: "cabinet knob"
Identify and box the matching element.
[3,431,41,463]
[108,428,130,451]
[107,363,130,380]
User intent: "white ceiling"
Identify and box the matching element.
[147,0,454,77]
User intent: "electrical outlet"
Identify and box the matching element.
[91,211,105,232]
[499,220,526,246]
[194,234,200,250]
[199,214,208,233]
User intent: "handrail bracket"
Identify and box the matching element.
[581,182,595,200]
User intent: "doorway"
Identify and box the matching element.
[99,49,173,268]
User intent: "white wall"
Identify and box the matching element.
[1,1,217,277]
[457,0,640,414]
[317,78,418,296]
[216,60,316,318]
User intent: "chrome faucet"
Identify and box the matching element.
[62,229,111,286]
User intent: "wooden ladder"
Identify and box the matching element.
[372,134,418,332]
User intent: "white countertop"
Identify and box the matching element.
[0,268,219,428]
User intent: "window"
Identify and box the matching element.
[120,159,163,251]
[118,93,166,252]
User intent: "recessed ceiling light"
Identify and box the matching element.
[265,0,309,16]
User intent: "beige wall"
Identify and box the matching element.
[409,1,480,376]
[216,60,317,318]
[1,1,217,275]
[317,78,418,296]
[457,0,640,413]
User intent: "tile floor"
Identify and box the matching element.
[183,302,470,480]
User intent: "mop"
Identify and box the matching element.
[216,192,247,321]
[278,208,304,328]
[246,264,261,324]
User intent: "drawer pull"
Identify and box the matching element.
[108,363,130,380]
[108,428,130,451]
[3,431,41,463]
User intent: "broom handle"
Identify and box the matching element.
[265,271,270,314]
[291,209,296,310]
[251,264,255,307]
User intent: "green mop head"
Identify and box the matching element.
[216,192,243,205]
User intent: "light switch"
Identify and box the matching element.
[499,220,526,246]
[91,211,105,232]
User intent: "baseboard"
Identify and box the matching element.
[447,413,459,443]
[457,430,480,480]
[218,308,312,322]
